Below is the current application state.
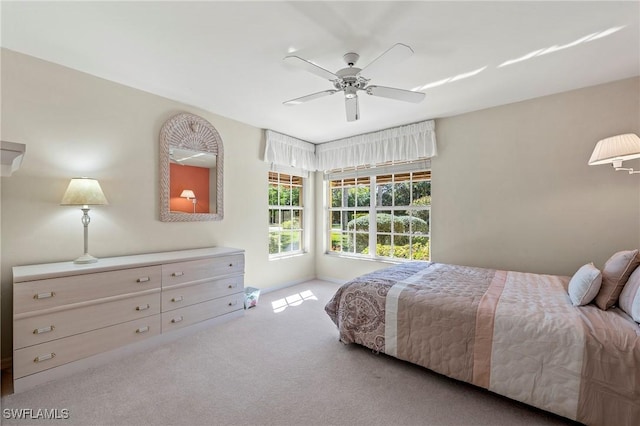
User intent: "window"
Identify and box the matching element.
[327,162,431,261]
[269,171,304,257]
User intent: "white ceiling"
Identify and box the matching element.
[1,1,638,143]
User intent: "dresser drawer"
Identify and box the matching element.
[162,255,244,287]
[162,293,243,332]
[14,266,161,315]
[161,275,243,312]
[13,315,160,379]
[14,291,161,350]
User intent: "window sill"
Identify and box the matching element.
[323,251,423,265]
[269,251,307,261]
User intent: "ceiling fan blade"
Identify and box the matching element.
[366,85,425,103]
[345,96,359,122]
[358,43,414,79]
[284,55,338,81]
[283,90,338,105]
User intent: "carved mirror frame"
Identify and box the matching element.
[160,113,224,222]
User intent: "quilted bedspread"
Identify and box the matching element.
[325,262,640,426]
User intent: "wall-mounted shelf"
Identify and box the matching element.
[1,140,26,177]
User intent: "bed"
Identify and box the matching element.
[325,261,640,426]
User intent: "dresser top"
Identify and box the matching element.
[13,247,244,282]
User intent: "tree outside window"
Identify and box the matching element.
[328,168,430,261]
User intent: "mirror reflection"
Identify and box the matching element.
[169,148,217,214]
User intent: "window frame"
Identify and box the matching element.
[325,160,431,262]
[268,171,306,259]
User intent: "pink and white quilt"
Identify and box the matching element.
[325,262,640,426]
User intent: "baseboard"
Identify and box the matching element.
[315,276,347,285]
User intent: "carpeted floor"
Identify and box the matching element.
[1,280,578,426]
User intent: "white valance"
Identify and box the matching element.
[316,120,437,171]
[264,120,437,172]
[264,130,317,171]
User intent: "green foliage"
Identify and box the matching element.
[282,218,300,230]
[269,230,301,255]
[346,213,428,245]
[331,179,431,208]
[269,185,301,206]
[378,181,431,207]
[413,195,431,206]
[331,186,370,208]
[330,232,346,250]
[339,213,429,259]
[329,175,431,259]
[379,182,410,206]
[365,242,430,260]
[269,232,279,254]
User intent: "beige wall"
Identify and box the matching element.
[0,49,316,360]
[316,77,640,281]
[433,77,640,275]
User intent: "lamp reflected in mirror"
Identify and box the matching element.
[180,189,196,213]
[169,155,212,214]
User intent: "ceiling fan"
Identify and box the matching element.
[283,43,425,122]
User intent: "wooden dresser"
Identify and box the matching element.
[12,247,244,393]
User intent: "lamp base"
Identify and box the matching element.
[74,253,98,264]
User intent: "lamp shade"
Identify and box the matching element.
[588,133,640,165]
[60,177,108,206]
[180,189,196,199]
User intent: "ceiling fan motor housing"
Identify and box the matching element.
[335,66,368,92]
[343,52,360,66]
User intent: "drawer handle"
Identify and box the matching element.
[228,284,236,289]
[171,296,183,303]
[172,271,184,277]
[228,300,237,307]
[137,276,151,283]
[171,316,183,324]
[229,263,233,267]
[33,292,55,300]
[136,326,150,334]
[34,353,56,363]
[33,325,55,335]
[136,304,150,311]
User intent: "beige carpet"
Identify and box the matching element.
[1,280,577,426]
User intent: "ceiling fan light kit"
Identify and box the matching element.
[283,43,425,122]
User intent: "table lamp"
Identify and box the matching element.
[60,177,109,263]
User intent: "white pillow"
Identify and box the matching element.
[568,263,602,306]
[619,266,640,323]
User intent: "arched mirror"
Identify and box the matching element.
[160,113,223,222]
